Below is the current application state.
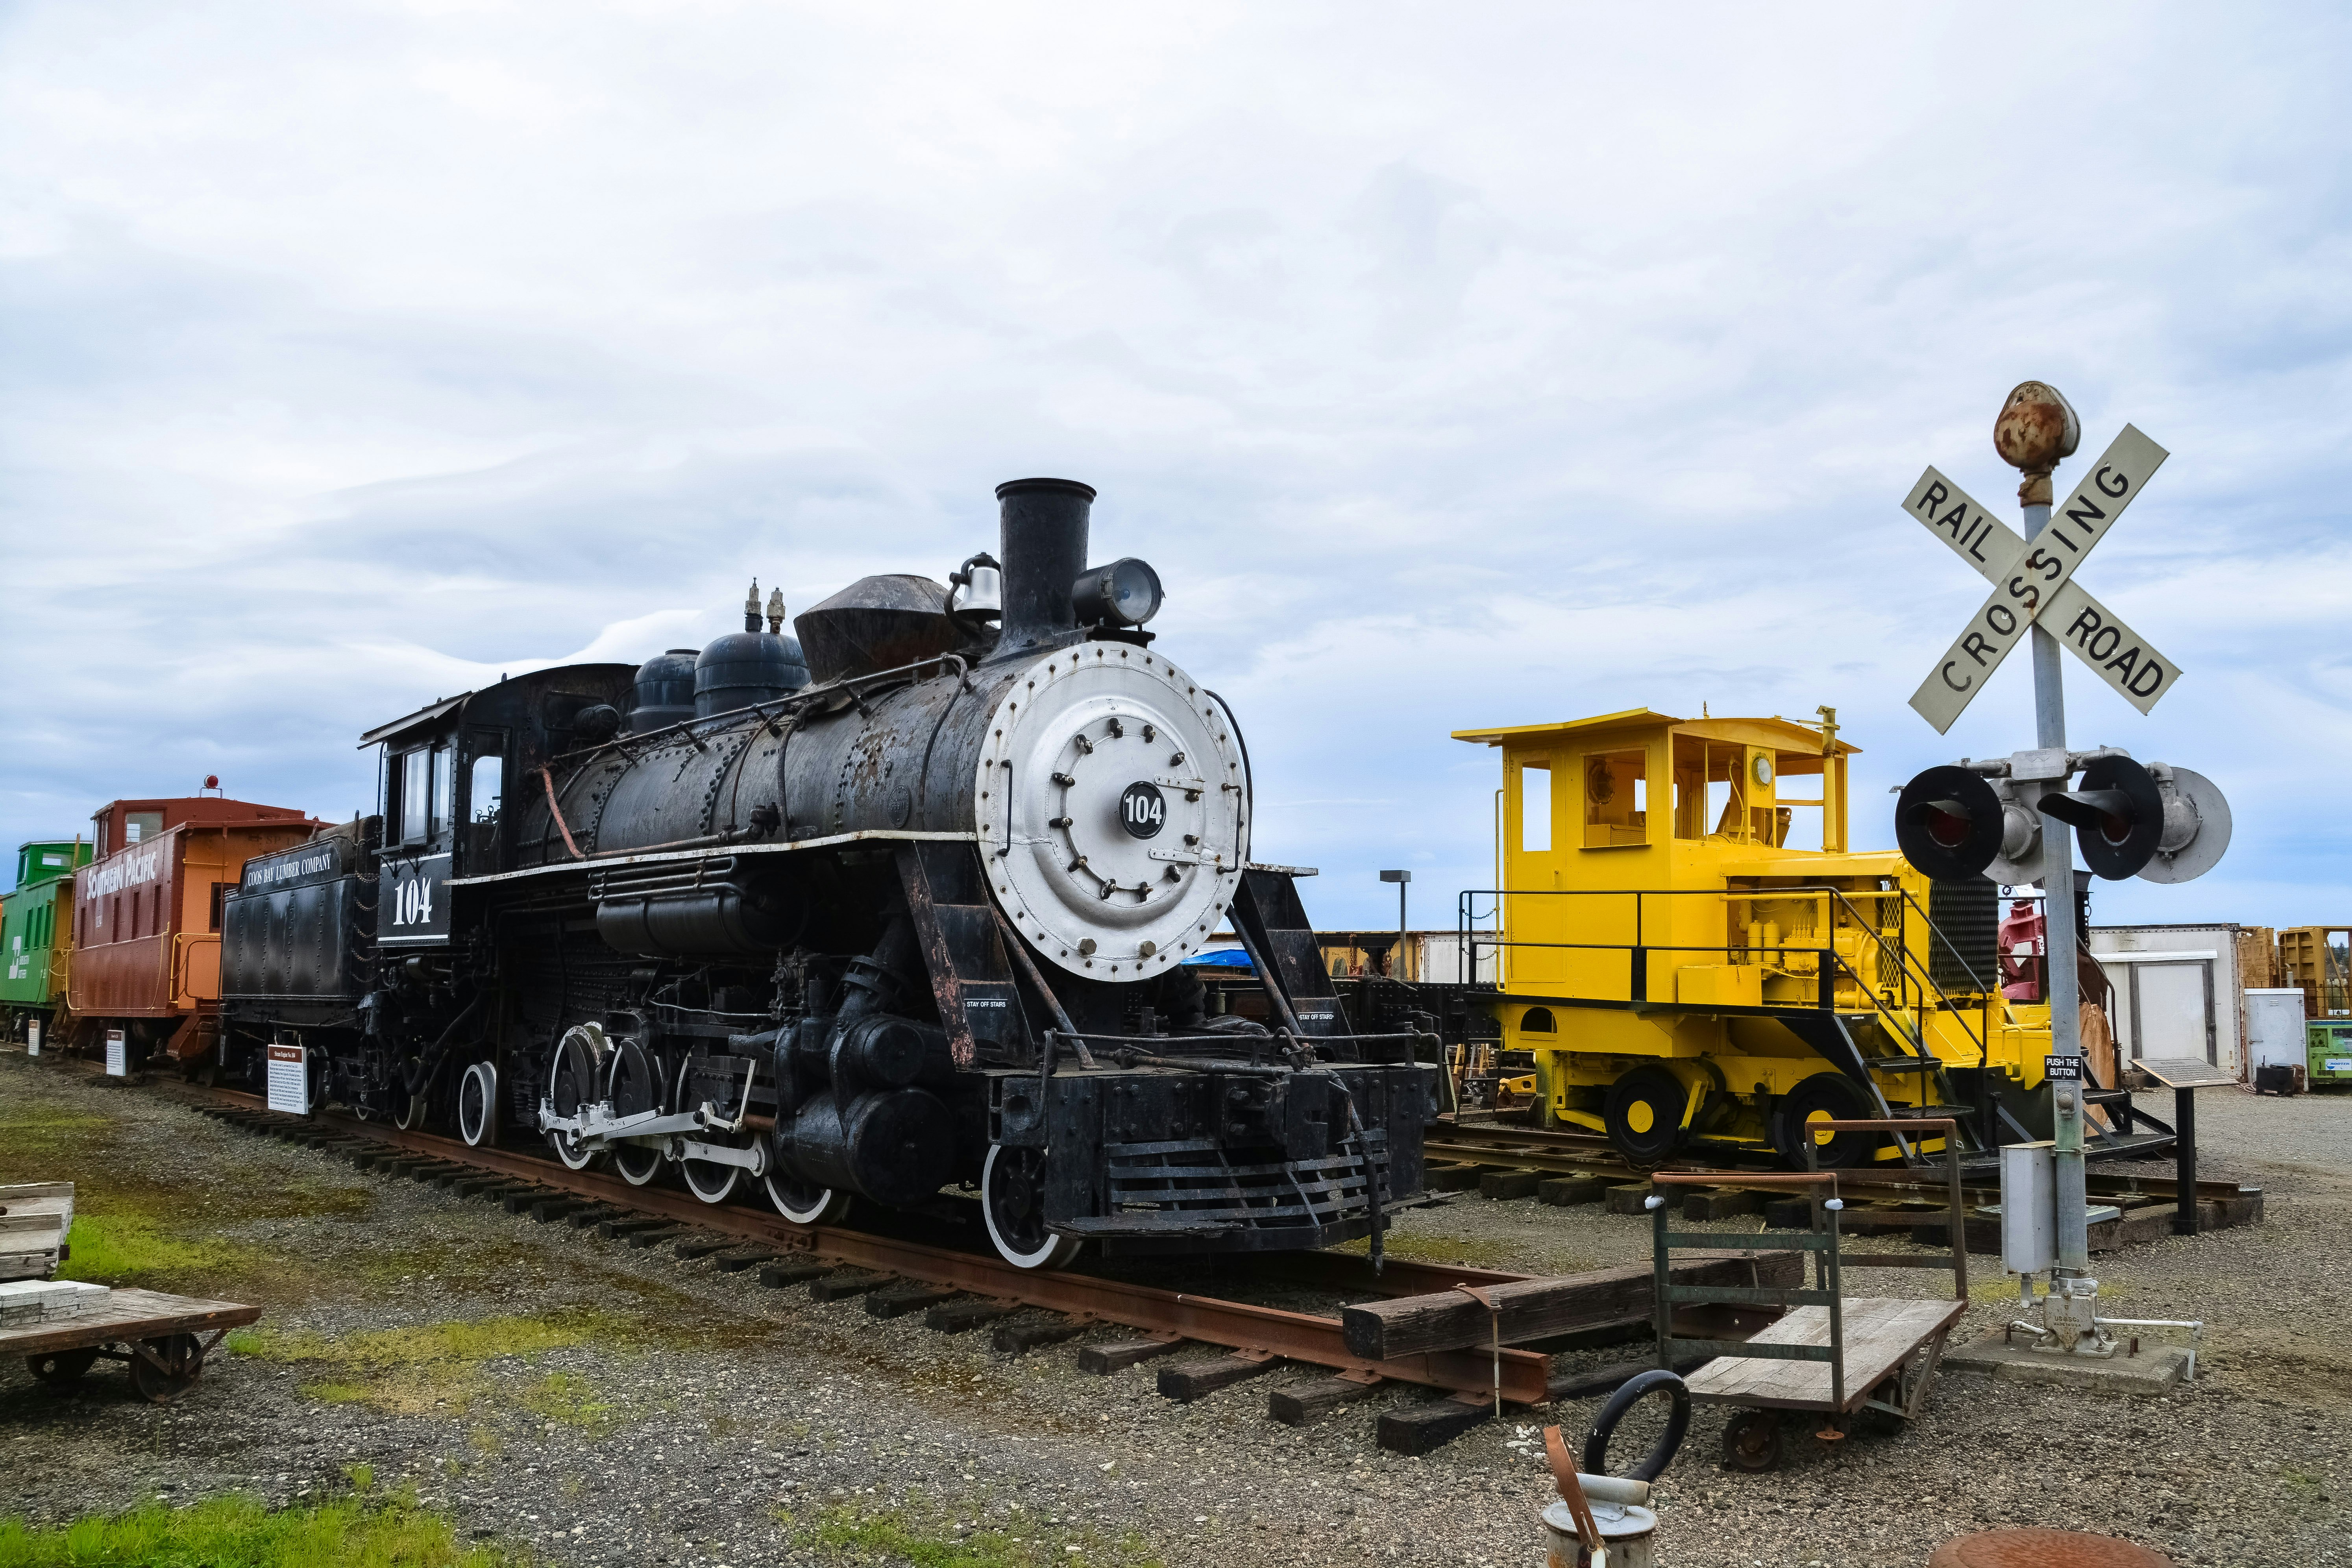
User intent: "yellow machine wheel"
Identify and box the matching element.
[1769,1073,1876,1169]
[1605,1065,1688,1166]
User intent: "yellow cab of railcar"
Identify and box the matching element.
[1453,706,2052,1167]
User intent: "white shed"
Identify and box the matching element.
[2087,922,2247,1074]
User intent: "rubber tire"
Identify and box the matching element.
[1772,1072,1877,1169]
[1579,1367,1691,1482]
[1720,1407,1784,1472]
[26,1347,99,1386]
[1604,1066,1688,1166]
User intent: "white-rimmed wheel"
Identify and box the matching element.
[766,1171,851,1226]
[982,1144,1082,1270]
[457,1060,498,1147]
[676,1055,745,1205]
[606,1040,666,1187]
[394,1077,429,1132]
[547,1025,606,1171]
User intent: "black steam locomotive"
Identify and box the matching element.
[218,481,1432,1268]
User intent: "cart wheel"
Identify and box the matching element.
[1721,1408,1783,1472]
[26,1347,100,1387]
[128,1334,204,1405]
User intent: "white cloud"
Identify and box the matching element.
[2,1,2348,931]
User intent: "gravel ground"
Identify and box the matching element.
[3,1051,2345,1567]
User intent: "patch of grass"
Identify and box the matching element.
[0,1103,113,1156]
[232,1312,635,1418]
[1332,1229,1529,1269]
[55,1212,263,1290]
[792,1498,1160,1568]
[0,1490,521,1568]
[518,1372,616,1432]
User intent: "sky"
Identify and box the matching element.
[3,2,2348,932]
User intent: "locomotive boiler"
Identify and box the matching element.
[222,479,1432,1268]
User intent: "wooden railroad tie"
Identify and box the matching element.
[993,1313,1089,1355]
[622,1226,690,1250]
[1537,1175,1607,1206]
[865,1281,959,1319]
[1377,1390,1494,1455]
[756,1258,834,1289]
[595,1215,673,1239]
[1477,1169,1544,1202]
[1076,1334,1184,1375]
[925,1297,1018,1334]
[671,1235,741,1262]
[1267,1370,1383,1426]
[1156,1348,1280,1402]
[807,1268,895,1302]
[710,1248,780,1274]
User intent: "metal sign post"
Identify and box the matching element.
[1899,382,2178,1352]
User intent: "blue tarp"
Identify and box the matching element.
[1181,947,1254,971]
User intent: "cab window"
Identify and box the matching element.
[400,749,430,845]
[1583,749,1647,848]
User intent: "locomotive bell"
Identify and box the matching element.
[949,552,1004,622]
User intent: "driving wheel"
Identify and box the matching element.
[766,1171,851,1226]
[129,1334,205,1405]
[607,1040,667,1187]
[546,1026,606,1171]
[982,1145,1081,1270]
[457,1060,499,1148]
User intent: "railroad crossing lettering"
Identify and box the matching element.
[1906,424,2171,733]
[1905,464,2181,718]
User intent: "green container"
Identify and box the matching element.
[2308,1020,2352,1089]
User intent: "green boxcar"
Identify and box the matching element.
[2,839,91,1040]
[2309,1019,2352,1091]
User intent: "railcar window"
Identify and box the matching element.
[400,749,430,845]
[126,811,162,845]
[1519,760,1551,852]
[470,753,503,824]
[467,747,504,868]
[1584,749,1648,848]
[210,883,227,932]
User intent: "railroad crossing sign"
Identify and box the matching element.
[1904,424,2174,733]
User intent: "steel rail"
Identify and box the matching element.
[153,1074,1557,1403]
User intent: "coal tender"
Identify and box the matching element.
[233,480,1431,1269]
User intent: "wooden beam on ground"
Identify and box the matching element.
[1340,1252,1802,1361]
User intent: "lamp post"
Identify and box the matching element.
[1378,869,1411,979]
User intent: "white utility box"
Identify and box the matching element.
[2245,987,2306,1074]
[2001,1141,2056,1274]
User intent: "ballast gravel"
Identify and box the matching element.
[2,1051,2346,1567]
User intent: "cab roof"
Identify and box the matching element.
[1451,707,1858,756]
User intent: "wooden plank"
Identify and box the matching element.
[0,1287,260,1356]
[1683,1298,1965,1412]
[1340,1252,1801,1361]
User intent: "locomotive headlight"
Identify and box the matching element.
[1071,558,1164,627]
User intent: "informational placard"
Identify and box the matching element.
[24,1018,39,1057]
[266,1041,311,1115]
[104,1029,128,1077]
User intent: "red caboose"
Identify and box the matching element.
[68,795,319,1071]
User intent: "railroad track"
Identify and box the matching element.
[1421,1118,2265,1249]
[107,1068,1679,1454]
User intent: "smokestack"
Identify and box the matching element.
[993,478,1094,652]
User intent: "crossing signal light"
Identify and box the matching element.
[1894,765,2004,880]
[2038,755,2164,880]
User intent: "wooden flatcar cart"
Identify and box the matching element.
[1648,1117,1971,1471]
[11,1288,261,1405]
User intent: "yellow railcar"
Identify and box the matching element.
[1453,706,2055,1167]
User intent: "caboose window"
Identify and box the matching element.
[400,749,430,845]
[1518,760,1551,852]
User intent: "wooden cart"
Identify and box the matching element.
[1649,1117,1971,1471]
[9,1287,260,1405]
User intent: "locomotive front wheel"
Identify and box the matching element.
[1605,1066,1688,1166]
[394,1090,429,1132]
[129,1334,204,1405]
[457,1061,499,1148]
[26,1347,99,1387]
[766,1173,851,1226]
[982,1145,1082,1271]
